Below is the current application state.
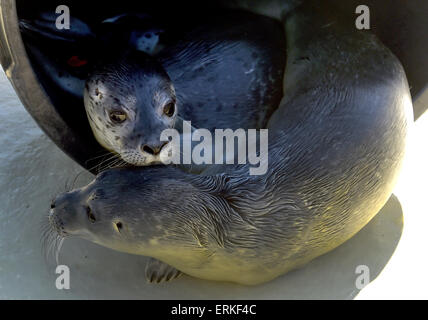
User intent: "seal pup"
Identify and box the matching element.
[83,10,286,166]
[48,0,412,285]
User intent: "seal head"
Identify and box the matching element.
[84,53,177,165]
[49,168,210,264]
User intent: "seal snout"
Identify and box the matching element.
[141,141,168,156]
[49,205,67,237]
[48,191,82,237]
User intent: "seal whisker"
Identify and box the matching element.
[86,153,116,172]
[92,153,122,173]
[84,151,114,165]
[39,215,52,254]
[71,171,85,190]
[64,178,72,193]
[90,153,119,170]
[55,237,65,265]
[46,232,57,263]
[94,156,119,173]
[97,158,119,172]
[97,155,128,172]
[39,212,66,266]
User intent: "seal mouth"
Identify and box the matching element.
[120,149,164,166]
[48,209,68,237]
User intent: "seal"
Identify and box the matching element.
[19,12,164,99]
[48,0,412,285]
[83,10,286,166]
[21,10,285,167]
[19,12,96,98]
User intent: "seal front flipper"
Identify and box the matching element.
[145,258,183,283]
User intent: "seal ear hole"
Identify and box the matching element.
[142,145,155,155]
[115,222,123,233]
[86,206,96,223]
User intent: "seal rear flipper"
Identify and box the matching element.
[145,258,183,283]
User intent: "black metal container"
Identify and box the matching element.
[1,0,427,172]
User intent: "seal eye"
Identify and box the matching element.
[109,111,127,124]
[86,206,96,223]
[163,102,175,117]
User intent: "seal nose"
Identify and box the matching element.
[141,141,168,155]
[51,191,76,212]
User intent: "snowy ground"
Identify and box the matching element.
[0,69,427,299]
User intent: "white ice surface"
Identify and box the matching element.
[0,69,427,299]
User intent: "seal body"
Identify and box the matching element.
[49,1,412,285]
[83,11,286,166]
[157,11,286,131]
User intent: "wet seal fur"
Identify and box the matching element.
[49,1,412,285]
[83,11,286,166]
